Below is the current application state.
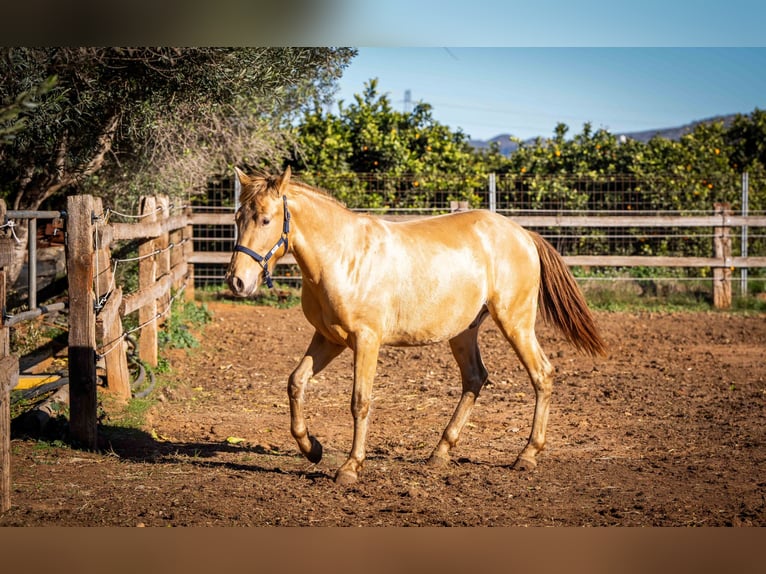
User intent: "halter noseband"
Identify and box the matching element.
[233,195,291,289]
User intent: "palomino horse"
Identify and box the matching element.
[226,167,606,484]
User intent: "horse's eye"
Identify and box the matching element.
[261,217,271,226]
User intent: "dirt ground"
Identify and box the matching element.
[2,302,765,526]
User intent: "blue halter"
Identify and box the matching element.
[233,195,291,289]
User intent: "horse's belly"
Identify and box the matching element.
[382,288,486,346]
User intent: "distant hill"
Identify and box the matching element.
[615,114,738,143]
[468,134,524,155]
[469,114,740,155]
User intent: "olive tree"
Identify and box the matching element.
[0,47,355,281]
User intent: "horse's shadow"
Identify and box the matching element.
[12,419,336,481]
[101,424,339,479]
[13,414,501,482]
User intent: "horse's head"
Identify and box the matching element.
[225,166,292,296]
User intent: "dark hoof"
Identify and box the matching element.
[426,452,450,468]
[334,468,358,485]
[306,435,323,464]
[512,456,537,471]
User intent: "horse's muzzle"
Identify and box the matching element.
[225,268,255,297]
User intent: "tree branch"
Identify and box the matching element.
[31,113,120,209]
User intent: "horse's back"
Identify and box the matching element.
[385,209,538,276]
[357,209,541,345]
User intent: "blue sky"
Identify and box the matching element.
[333,47,766,141]
[323,1,766,141]
[332,1,765,47]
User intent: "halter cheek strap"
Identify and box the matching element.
[233,195,290,289]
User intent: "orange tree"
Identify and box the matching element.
[292,79,487,210]
[293,87,765,266]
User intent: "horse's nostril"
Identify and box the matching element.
[229,275,244,293]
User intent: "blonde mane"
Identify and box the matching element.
[239,172,348,211]
[289,177,350,209]
[238,172,278,207]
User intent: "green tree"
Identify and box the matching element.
[725,108,766,172]
[293,79,486,209]
[0,47,355,212]
[0,75,56,145]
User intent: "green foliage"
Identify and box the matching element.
[158,298,213,349]
[196,282,302,309]
[500,118,742,215]
[292,79,487,209]
[0,74,56,145]
[293,82,765,223]
[1,47,356,210]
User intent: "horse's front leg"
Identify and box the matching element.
[335,330,381,485]
[288,331,344,464]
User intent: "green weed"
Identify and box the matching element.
[196,282,301,309]
[158,297,213,349]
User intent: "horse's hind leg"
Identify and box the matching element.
[492,312,554,471]
[428,322,488,467]
[335,329,381,485]
[288,331,345,464]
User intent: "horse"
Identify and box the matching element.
[226,166,606,484]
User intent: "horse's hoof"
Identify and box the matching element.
[334,468,358,485]
[512,456,537,471]
[306,435,323,464]
[426,452,450,468]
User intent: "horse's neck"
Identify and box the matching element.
[289,188,359,281]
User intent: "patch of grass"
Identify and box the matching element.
[104,395,154,430]
[573,267,763,312]
[32,439,69,451]
[158,297,213,349]
[584,286,713,312]
[196,282,301,309]
[731,295,766,313]
[9,319,66,356]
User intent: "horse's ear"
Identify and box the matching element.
[275,166,292,195]
[234,167,250,186]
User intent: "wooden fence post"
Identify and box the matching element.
[66,194,98,449]
[183,204,195,302]
[1,198,20,513]
[713,203,732,309]
[156,196,171,326]
[138,196,158,368]
[450,201,470,213]
[93,199,131,401]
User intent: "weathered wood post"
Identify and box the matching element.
[713,203,732,309]
[183,203,195,302]
[155,196,171,326]
[138,196,159,368]
[66,194,99,449]
[93,198,131,401]
[1,198,20,512]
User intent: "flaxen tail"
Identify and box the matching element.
[530,231,607,357]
